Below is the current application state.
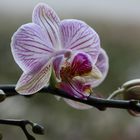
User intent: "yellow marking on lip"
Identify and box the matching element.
[84,88,91,94]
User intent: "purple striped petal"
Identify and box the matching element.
[11,23,54,73]
[32,3,61,48]
[58,80,90,99]
[64,99,92,110]
[60,19,100,64]
[16,61,52,95]
[92,48,109,87]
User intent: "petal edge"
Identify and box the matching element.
[16,61,52,95]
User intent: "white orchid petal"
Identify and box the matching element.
[11,23,53,73]
[64,99,92,110]
[91,65,102,79]
[93,48,109,87]
[32,3,61,48]
[60,19,100,64]
[16,61,52,95]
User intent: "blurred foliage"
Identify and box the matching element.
[0,1,140,140]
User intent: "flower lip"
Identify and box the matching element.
[57,52,103,100]
[70,52,93,76]
[59,52,93,81]
[59,52,103,82]
[58,79,91,99]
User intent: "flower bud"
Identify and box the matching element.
[123,85,140,100]
[32,123,44,134]
[122,79,140,116]
[122,79,140,90]
[0,90,6,102]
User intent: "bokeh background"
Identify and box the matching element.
[0,0,140,140]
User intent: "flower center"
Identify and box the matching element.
[60,62,73,81]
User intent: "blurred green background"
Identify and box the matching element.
[0,0,140,140]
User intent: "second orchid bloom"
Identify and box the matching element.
[11,3,109,109]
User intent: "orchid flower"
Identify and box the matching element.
[11,3,109,109]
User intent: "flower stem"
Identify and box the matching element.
[0,119,44,140]
[0,85,140,112]
[0,84,140,139]
[107,88,124,100]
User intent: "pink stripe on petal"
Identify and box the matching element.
[60,19,100,63]
[58,79,90,99]
[32,3,61,48]
[16,61,52,95]
[11,23,53,73]
[58,82,84,99]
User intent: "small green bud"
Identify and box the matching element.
[32,123,44,134]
